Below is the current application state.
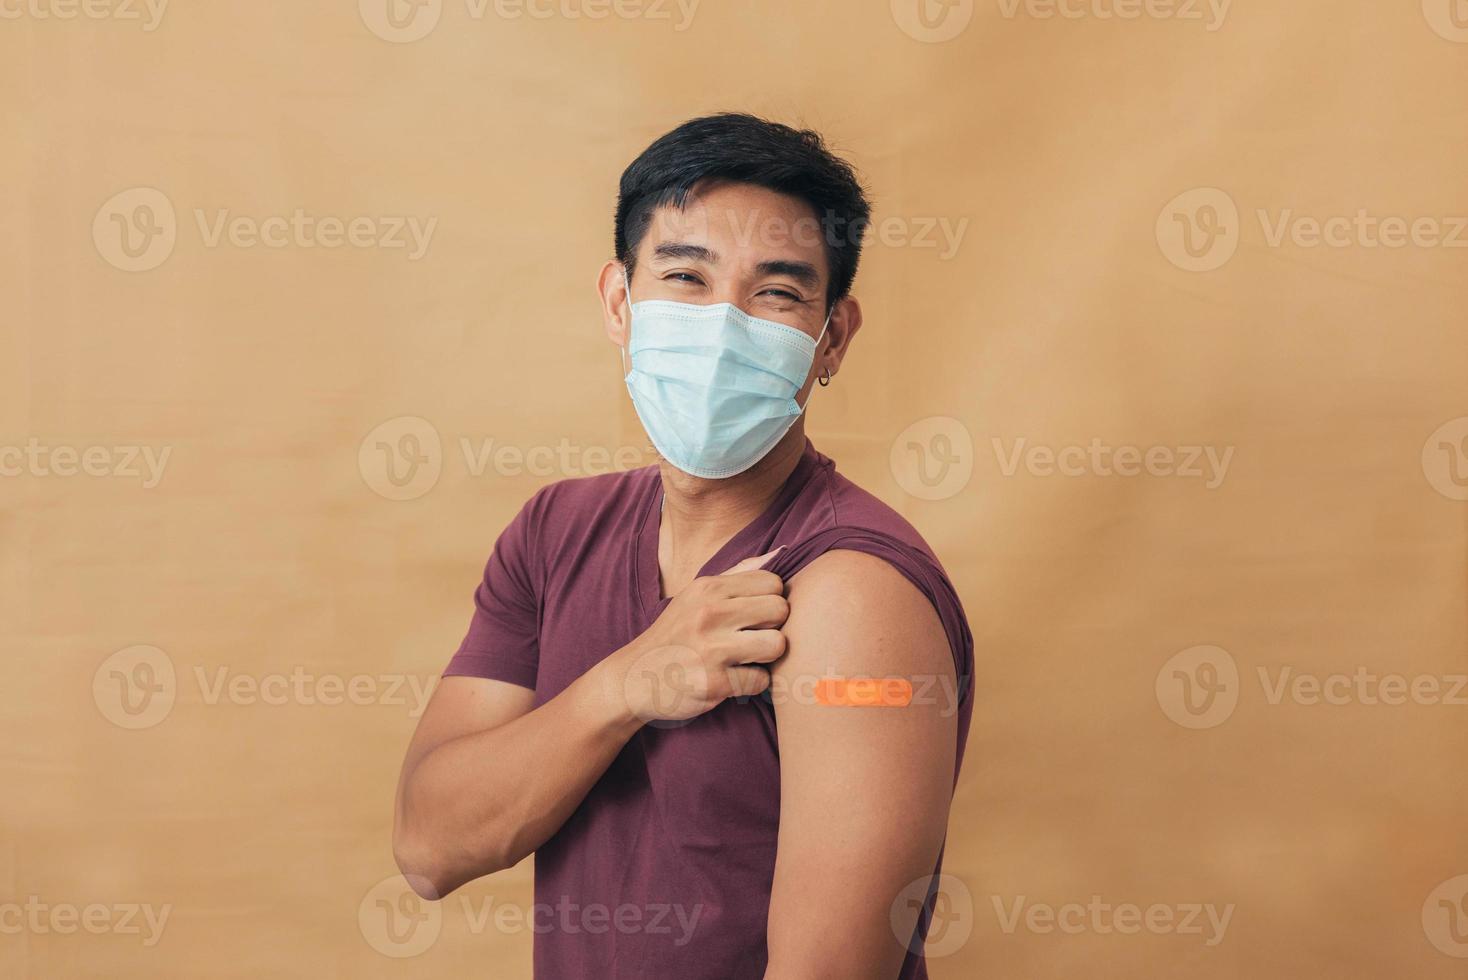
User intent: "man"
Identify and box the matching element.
[393,113,974,979]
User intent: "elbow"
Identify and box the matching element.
[392,818,516,899]
[392,826,453,901]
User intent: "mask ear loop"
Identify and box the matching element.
[810,309,833,390]
[802,305,835,405]
[619,268,633,378]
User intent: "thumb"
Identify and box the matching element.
[722,546,785,575]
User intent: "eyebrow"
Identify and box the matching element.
[651,242,718,263]
[649,242,823,290]
[755,259,821,289]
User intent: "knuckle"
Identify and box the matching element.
[705,638,733,663]
[709,671,732,700]
[692,603,719,632]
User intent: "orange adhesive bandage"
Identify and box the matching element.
[814,677,914,707]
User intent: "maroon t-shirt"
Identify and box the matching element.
[446,439,975,979]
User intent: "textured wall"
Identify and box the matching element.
[4,1,1467,976]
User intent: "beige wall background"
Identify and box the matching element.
[4,0,1467,976]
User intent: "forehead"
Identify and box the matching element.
[639,182,830,276]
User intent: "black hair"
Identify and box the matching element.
[614,113,872,306]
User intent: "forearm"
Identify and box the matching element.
[395,650,643,897]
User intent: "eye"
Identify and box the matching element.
[754,287,812,312]
[664,272,705,286]
[758,287,803,301]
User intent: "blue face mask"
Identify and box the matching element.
[622,273,830,479]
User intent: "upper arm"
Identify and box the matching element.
[766,550,959,979]
[399,676,536,778]
[402,489,546,780]
[397,491,545,810]
[396,487,546,780]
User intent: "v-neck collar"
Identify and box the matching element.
[632,439,821,624]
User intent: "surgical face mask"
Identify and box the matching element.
[621,271,830,479]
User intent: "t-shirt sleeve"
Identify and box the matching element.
[442,492,544,689]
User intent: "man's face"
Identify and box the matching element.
[628,181,833,341]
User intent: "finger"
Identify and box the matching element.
[722,628,787,665]
[725,665,772,699]
[720,547,785,576]
[715,569,785,598]
[721,593,790,630]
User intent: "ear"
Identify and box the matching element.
[597,260,632,348]
[819,295,863,381]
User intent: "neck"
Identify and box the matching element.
[655,425,807,593]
